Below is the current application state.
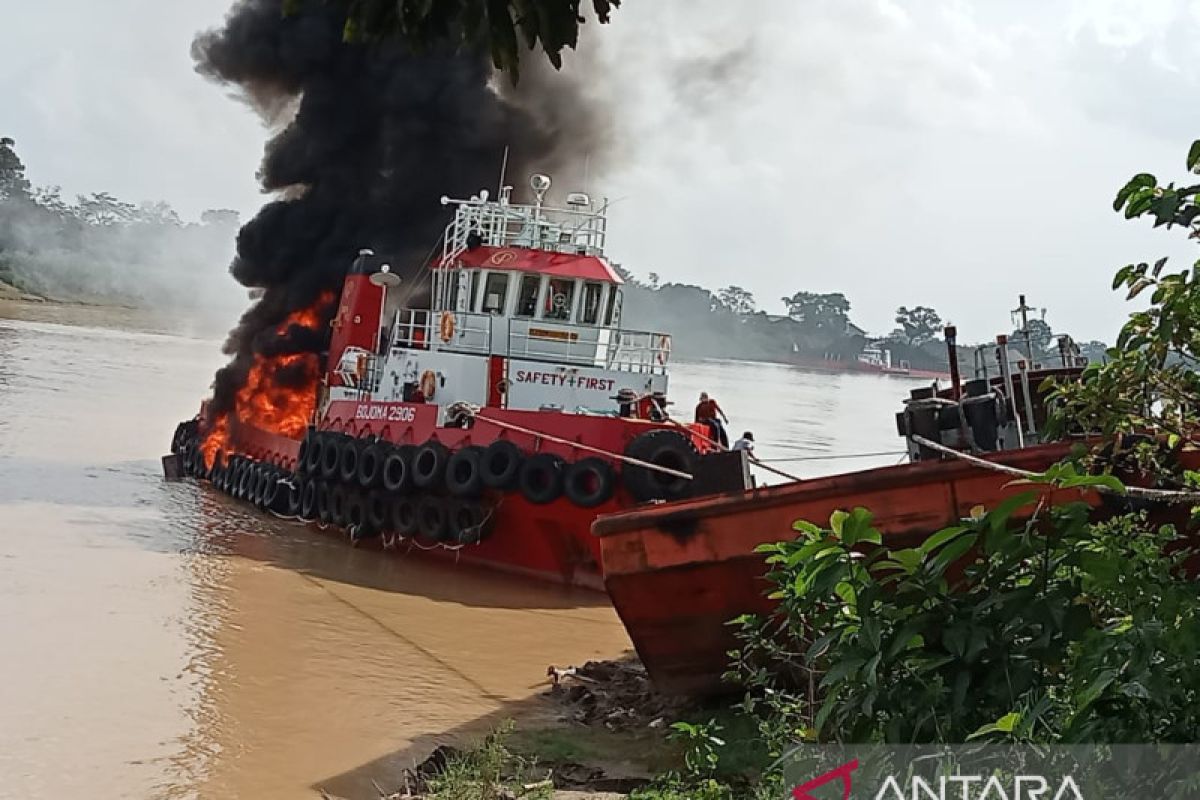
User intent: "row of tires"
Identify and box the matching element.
[295,426,697,507]
[208,454,493,545]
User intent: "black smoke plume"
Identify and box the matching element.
[192,0,608,417]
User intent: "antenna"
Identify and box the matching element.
[497,146,510,199]
[583,153,591,197]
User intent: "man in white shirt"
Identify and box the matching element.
[732,431,754,452]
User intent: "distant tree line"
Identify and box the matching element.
[614,266,1109,370]
[0,137,241,308]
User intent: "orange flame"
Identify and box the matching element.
[200,293,332,469]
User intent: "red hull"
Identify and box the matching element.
[222,399,710,589]
[593,443,1124,695]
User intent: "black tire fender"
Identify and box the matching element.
[300,479,318,520]
[390,496,418,536]
[518,453,566,505]
[446,446,485,497]
[303,432,324,476]
[563,457,617,508]
[320,434,342,480]
[329,484,349,527]
[480,440,523,490]
[416,495,449,542]
[344,489,366,530]
[338,437,361,484]
[412,441,450,490]
[358,443,385,488]
[622,429,697,502]
[449,500,493,545]
[365,490,389,530]
[382,445,414,493]
[317,481,334,524]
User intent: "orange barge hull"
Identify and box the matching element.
[593,443,1107,696]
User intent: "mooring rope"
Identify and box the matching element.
[910,434,1200,505]
[467,408,695,481]
[754,450,907,463]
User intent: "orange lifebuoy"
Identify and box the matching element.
[438,311,455,343]
[420,369,437,400]
[657,335,672,365]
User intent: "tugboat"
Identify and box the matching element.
[169,173,749,588]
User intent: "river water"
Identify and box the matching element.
[0,304,926,799]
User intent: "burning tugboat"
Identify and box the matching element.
[169,173,749,588]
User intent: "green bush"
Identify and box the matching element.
[728,496,1200,747]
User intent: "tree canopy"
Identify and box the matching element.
[0,138,31,201]
[323,0,620,80]
[780,291,851,334]
[894,304,942,346]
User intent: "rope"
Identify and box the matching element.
[659,412,804,483]
[910,434,1200,505]
[754,451,907,463]
[470,410,695,481]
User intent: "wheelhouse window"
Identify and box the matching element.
[515,274,541,318]
[605,287,622,326]
[481,272,509,314]
[468,270,481,311]
[545,278,575,321]
[580,282,604,325]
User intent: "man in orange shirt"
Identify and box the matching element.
[694,392,730,447]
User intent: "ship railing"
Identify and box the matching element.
[390,308,433,351]
[608,329,671,375]
[390,308,493,355]
[439,311,493,354]
[442,196,608,261]
[507,321,670,375]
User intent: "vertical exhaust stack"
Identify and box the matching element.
[944,325,961,401]
[327,251,387,386]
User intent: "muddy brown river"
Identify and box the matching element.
[0,302,921,798]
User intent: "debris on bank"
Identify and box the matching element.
[357,657,696,799]
[544,656,694,732]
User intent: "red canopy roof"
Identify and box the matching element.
[440,246,623,284]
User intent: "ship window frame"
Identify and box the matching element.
[515,274,541,319]
[544,277,576,322]
[605,287,622,326]
[468,269,482,312]
[580,281,605,325]
[481,270,510,315]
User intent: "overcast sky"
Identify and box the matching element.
[4,0,1200,343]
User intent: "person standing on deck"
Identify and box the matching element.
[733,431,754,452]
[694,392,730,447]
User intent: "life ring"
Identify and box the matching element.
[438,311,456,343]
[657,335,672,366]
[420,370,437,400]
